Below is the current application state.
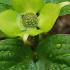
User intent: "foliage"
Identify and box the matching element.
[0,34,70,70]
[0,0,70,70]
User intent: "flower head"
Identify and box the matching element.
[0,0,70,38]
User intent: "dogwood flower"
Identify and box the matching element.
[0,0,70,38]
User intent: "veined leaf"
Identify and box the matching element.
[0,39,33,70]
[37,34,70,67]
[0,35,70,70]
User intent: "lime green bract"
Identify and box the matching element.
[0,0,70,37]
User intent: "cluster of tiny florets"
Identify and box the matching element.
[22,13,38,28]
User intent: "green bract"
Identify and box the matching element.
[0,0,70,37]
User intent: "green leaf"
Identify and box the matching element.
[36,60,61,70]
[38,2,70,33]
[37,34,70,67]
[0,35,70,70]
[0,39,34,70]
[35,59,70,70]
[60,5,70,16]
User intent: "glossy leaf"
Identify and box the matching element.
[36,60,61,70]
[37,34,70,66]
[35,59,70,70]
[0,39,33,70]
[0,35,70,70]
[60,5,70,16]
